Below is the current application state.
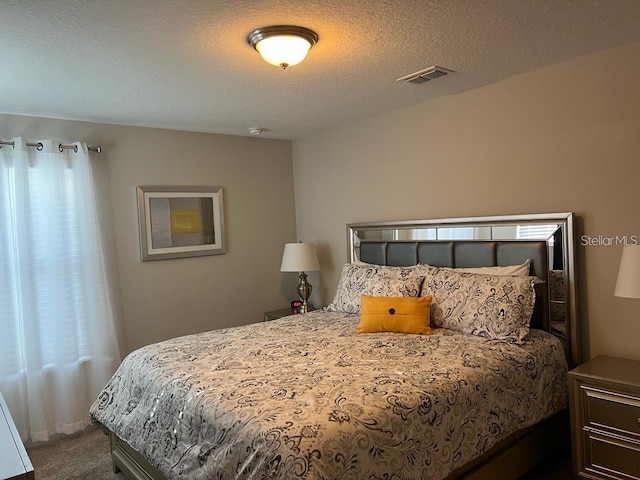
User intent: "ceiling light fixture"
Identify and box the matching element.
[247,25,318,70]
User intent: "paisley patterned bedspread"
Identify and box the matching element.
[90,310,568,480]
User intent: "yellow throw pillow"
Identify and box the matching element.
[358,295,433,335]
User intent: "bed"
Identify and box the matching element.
[90,213,580,480]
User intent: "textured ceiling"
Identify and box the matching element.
[2,0,640,139]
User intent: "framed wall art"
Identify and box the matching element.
[137,186,225,261]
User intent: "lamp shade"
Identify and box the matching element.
[614,245,640,298]
[280,243,320,272]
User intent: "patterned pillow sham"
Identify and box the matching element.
[421,267,541,343]
[326,263,424,314]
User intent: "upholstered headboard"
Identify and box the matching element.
[358,239,550,332]
[348,212,580,366]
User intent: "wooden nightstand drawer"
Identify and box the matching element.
[569,356,640,479]
[582,386,640,439]
[584,430,640,479]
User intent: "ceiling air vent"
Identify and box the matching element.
[397,66,452,85]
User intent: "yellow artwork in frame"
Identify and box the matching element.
[136,186,225,261]
[170,209,202,234]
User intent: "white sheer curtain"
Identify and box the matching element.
[0,137,121,442]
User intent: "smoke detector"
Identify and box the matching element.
[249,127,264,136]
[397,66,453,85]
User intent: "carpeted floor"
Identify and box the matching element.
[25,426,572,480]
[26,426,124,480]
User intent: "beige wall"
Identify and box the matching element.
[0,114,297,354]
[292,40,640,362]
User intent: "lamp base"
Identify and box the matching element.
[297,271,312,313]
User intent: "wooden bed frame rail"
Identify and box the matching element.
[104,410,569,480]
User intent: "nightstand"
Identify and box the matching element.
[263,308,297,322]
[569,355,640,479]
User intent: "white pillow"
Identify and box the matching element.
[358,259,530,276]
[442,259,530,276]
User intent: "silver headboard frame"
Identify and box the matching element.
[347,212,579,366]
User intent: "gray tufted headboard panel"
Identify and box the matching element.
[358,240,550,331]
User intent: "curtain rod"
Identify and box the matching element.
[0,140,102,153]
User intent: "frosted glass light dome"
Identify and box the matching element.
[256,35,312,68]
[247,26,318,70]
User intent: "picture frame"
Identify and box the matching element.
[137,185,225,261]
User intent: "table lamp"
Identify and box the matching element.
[614,245,640,298]
[280,241,320,313]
